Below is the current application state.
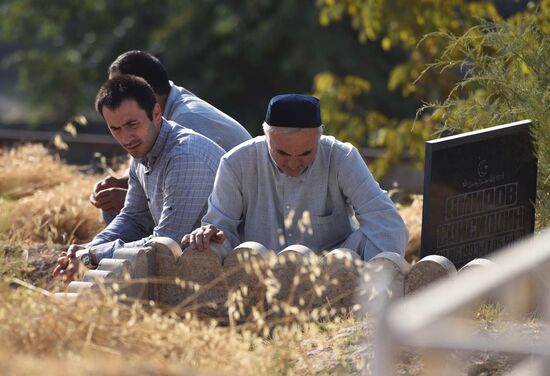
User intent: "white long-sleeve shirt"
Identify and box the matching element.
[202,135,408,260]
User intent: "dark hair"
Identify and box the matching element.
[108,50,171,96]
[95,75,157,120]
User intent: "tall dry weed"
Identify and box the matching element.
[0,144,78,199]
[0,144,104,244]
[0,143,407,374]
[0,285,362,375]
[399,195,423,263]
[8,179,103,244]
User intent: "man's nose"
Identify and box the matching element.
[287,158,301,170]
[120,128,134,143]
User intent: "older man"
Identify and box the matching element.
[54,75,224,280]
[184,94,408,260]
[90,50,251,223]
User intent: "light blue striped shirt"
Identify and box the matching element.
[164,82,251,151]
[202,135,408,260]
[89,119,225,261]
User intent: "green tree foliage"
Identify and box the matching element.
[0,0,165,123]
[0,0,406,135]
[422,5,550,226]
[314,0,505,178]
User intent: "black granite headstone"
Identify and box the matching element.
[421,120,537,268]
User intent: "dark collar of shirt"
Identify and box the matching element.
[134,119,170,173]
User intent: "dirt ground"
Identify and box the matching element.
[2,243,66,291]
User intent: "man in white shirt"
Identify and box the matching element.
[183,94,408,260]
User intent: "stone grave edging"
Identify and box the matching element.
[56,238,474,314]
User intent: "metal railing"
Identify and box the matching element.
[375,229,550,375]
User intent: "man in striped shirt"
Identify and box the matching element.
[90,50,251,224]
[54,75,224,280]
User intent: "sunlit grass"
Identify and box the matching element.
[0,284,366,375]
[0,144,104,244]
[0,143,375,375]
[0,144,79,199]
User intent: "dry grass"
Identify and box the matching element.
[0,143,376,375]
[0,284,367,375]
[399,195,423,264]
[0,144,79,199]
[7,179,104,244]
[0,143,428,375]
[0,144,104,244]
[1,287,267,373]
[1,143,531,375]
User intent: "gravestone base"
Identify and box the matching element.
[113,245,156,300]
[269,245,324,325]
[405,255,456,295]
[156,243,227,319]
[360,252,410,316]
[323,248,363,316]
[458,258,495,273]
[62,238,415,325]
[224,242,272,324]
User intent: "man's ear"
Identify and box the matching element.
[152,103,162,127]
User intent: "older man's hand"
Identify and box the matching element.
[182,224,225,251]
[52,244,85,282]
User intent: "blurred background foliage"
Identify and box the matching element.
[0,0,546,181]
[0,0,415,135]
